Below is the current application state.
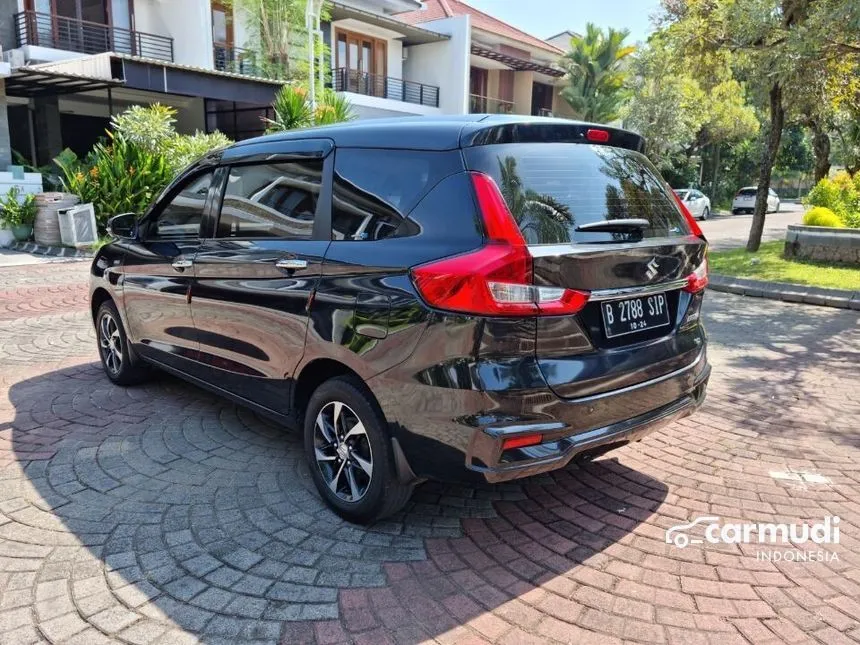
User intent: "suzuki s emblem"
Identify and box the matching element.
[645,257,660,280]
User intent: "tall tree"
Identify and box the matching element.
[560,24,635,123]
[661,0,860,251]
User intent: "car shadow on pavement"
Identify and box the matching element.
[703,293,860,448]
[6,362,669,644]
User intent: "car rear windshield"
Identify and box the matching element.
[738,188,757,196]
[464,143,691,245]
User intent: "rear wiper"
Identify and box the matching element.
[575,218,650,233]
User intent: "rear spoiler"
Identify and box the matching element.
[461,120,646,153]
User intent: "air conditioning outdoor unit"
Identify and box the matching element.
[57,203,99,248]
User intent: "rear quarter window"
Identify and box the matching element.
[464,143,691,245]
[331,148,461,241]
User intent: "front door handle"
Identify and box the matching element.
[172,259,193,271]
[275,258,308,271]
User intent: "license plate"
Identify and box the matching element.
[601,293,670,339]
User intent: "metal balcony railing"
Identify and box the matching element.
[536,107,554,117]
[14,10,173,61]
[469,94,515,114]
[332,68,439,108]
[213,43,258,76]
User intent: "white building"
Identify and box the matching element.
[0,0,577,169]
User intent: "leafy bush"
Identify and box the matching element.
[55,105,233,231]
[110,104,232,174]
[804,171,860,227]
[803,207,845,228]
[0,186,38,228]
[265,84,356,132]
[55,132,173,229]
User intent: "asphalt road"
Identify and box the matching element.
[701,202,804,251]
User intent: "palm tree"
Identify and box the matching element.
[264,84,355,132]
[560,23,635,124]
[497,157,574,244]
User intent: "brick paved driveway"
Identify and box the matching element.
[1,262,859,645]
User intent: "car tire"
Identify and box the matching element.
[304,375,413,524]
[700,207,709,221]
[96,300,150,386]
[775,202,780,213]
[731,209,739,215]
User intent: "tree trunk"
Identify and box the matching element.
[711,144,721,202]
[747,82,785,252]
[810,120,831,183]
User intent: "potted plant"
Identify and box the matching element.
[0,186,38,242]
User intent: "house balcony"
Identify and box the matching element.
[213,43,259,77]
[332,68,440,109]
[14,10,173,62]
[469,94,515,114]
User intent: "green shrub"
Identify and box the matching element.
[0,186,38,228]
[264,84,356,132]
[111,104,232,173]
[804,171,860,227]
[55,132,173,229]
[803,206,845,228]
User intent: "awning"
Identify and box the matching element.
[4,66,124,98]
[329,2,450,45]
[471,44,565,78]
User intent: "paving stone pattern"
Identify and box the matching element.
[1,262,859,644]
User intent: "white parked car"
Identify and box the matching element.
[673,189,711,220]
[732,187,780,215]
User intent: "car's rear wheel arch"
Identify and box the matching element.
[293,358,366,419]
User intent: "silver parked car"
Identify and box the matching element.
[674,189,711,221]
[732,187,780,214]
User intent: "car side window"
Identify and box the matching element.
[151,171,214,240]
[331,148,460,241]
[216,160,323,239]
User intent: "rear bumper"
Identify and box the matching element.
[470,362,709,483]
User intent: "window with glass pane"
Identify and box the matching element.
[217,161,323,239]
[153,171,213,239]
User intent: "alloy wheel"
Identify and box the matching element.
[99,313,123,375]
[313,401,374,502]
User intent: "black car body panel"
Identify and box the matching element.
[90,115,709,492]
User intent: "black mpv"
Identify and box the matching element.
[91,115,710,523]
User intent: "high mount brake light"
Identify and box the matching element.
[586,128,610,143]
[410,173,589,317]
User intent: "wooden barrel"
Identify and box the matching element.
[34,193,80,246]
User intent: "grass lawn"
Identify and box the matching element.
[708,241,860,291]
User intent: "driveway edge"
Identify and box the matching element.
[708,273,860,310]
[5,241,94,259]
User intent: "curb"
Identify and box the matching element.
[4,241,94,259]
[708,273,860,310]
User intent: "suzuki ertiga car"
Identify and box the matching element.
[91,116,710,523]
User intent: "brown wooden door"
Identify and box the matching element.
[335,29,386,97]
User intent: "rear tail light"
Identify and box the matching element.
[410,173,589,317]
[683,258,708,293]
[671,190,703,238]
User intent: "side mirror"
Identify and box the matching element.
[107,213,138,240]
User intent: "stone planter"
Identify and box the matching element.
[784,225,860,266]
[0,225,14,247]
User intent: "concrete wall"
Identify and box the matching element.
[784,225,860,266]
[0,0,19,52]
[552,86,578,119]
[403,15,470,115]
[512,70,533,116]
[134,0,213,69]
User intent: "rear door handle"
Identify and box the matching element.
[275,258,308,271]
[172,259,193,271]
